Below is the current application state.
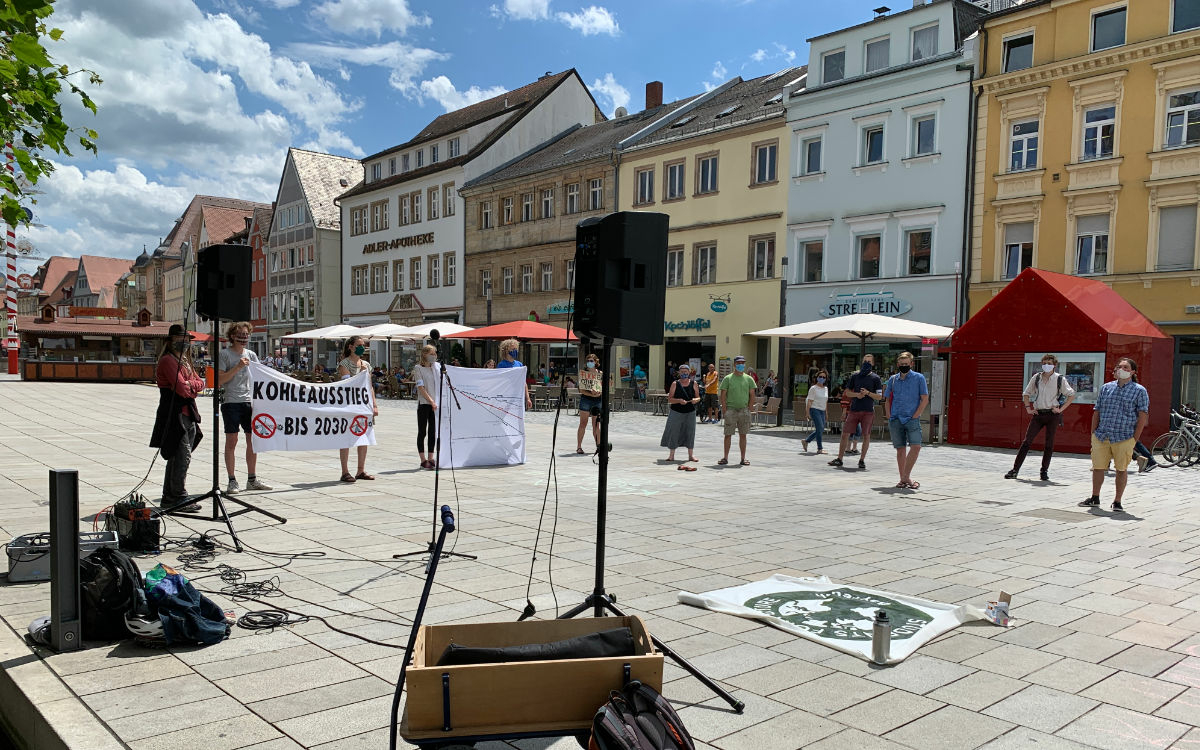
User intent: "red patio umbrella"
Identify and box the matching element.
[445,319,578,343]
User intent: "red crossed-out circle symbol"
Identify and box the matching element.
[350,415,369,436]
[252,414,277,439]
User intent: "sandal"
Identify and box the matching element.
[355,472,375,480]
[677,464,687,470]
[340,473,356,483]
[908,480,920,490]
[681,465,697,472]
[740,460,751,466]
[717,458,728,465]
[576,448,585,454]
[895,481,910,489]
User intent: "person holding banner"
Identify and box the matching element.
[576,352,603,454]
[151,325,205,512]
[413,344,440,469]
[336,336,378,482]
[496,337,534,410]
[217,322,272,495]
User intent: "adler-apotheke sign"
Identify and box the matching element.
[363,232,435,253]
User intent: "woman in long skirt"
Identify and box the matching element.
[660,363,700,467]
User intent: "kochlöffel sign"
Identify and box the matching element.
[248,362,376,452]
[678,574,985,663]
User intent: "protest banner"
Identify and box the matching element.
[437,365,526,468]
[248,362,376,452]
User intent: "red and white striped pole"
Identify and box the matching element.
[5,141,18,374]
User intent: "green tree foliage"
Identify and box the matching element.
[0,0,100,228]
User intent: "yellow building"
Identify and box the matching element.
[616,68,803,389]
[972,0,1200,406]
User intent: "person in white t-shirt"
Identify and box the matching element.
[217,321,272,494]
[413,344,441,469]
[802,369,830,454]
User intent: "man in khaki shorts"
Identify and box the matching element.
[718,355,755,465]
[1079,357,1148,513]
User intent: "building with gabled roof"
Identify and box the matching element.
[71,255,134,309]
[17,255,78,316]
[248,205,274,355]
[339,69,603,358]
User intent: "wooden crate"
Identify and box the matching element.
[400,615,662,741]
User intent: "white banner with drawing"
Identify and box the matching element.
[248,362,376,452]
[437,365,526,468]
[679,574,985,663]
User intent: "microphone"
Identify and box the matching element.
[429,328,440,342]
[440,504,455,532]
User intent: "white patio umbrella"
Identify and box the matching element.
[282,323,364,341]
[400,322,474,340]
[357,323,414,339]
[748,313,953,357]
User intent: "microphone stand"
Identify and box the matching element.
[394,329,475,568]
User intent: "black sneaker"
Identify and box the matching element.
[1040,471,1049,481]
[1078,496,1100,507]
[1111,501,1125,512]
[828,458,843,467]
[1144,462,1157,473]
[858,459,867,469]
[1004,470,1018,479]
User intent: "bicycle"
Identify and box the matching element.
[1149,407,1200,467]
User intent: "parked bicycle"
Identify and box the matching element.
[1149,405,1200,467]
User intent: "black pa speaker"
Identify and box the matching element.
[196,243,251,322]
[573,211,668,345]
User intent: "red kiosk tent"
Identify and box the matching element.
[949,268,1173,454]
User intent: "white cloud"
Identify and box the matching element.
[774,42,796,64]
[289,41,449,96]
[703,61,729,91]
[500,0,550,20]
[312,0,431,36]
[556,6,619,36]
[591,73,629,117]
[418,76,508,113]
[751,49,767,62]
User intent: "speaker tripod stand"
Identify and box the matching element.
[558,337,744,713]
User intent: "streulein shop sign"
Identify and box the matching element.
[363,232,435,253]
[821,292,912,318]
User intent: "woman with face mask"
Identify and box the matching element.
[495,337,533,410]
[576,353,603,453]
[150,325,206,512]
[336,336,378,482]
[660,364,701,465]
[413,344,440,469]
[802,370,830,454]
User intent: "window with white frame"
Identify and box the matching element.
[388,157,396,175]
[1010,119,1039,171]
[1092,7,1126,51]
[913,115,936,156]
[503,196,514,224]
[351,265,368,295]
[1075,214,1110,275]
[665,162,685,200]
[401,195,411,225]
[801,136,822,175]
[444,253,455,286]
[912,23,938,60]
[589,178,604,210]
[351,206,367,235]
[697,154,718,194]
[503,267,514,294]
[372,263,388,293]
[521,264,533,293]
[754,141,777,184]
[666,247,684,287]
[521,193,534,222]
[865,37,890,73]
[307,289,315,319]
[1174,0,1200,32]
[636,168,654,204]
[429,254,440,287]
[858,235,881,278]
[416,149,424,168]
[693,244,716,284]
[541,188,554,218]
[394,259,405,291]
[430,144,439,163]
[480,201,493,229]
[822,49,845,84]
[371,163,382,181]
[1003,34,1034,72]
[1082,105,1116,160]
[863,125,885,164]
[371,200,389,232]
[566,259,575,289]
[803,241,823,282]
[1166,90,1200,148]
[1157,205,1198,270]
[1003,222,1035,279]
[412,192,422,222]
[402,154,410,172]
[750,237,774,279]
[541,262,553,291]
[479,269,491,297]
[250,298,258,320]
[429,187,440,220]
[448,137,461,158]
[410,257,422,289]
[566,183,580,213]
[906,229,932,275]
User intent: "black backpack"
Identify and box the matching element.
[79,547,150,640]
[590,681,694,750]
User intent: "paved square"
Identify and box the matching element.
[2,379,1199,749]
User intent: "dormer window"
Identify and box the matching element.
[715,104,742,119]
[912,23,938,61]
[370,163,382,181]
[822,49,845,84]
[865,37,890,73]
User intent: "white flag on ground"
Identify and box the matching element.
[248,362,376,452]
[436,365,526,468]
[679,574,985,663]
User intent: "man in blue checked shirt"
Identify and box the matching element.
[1079,357,1149,513]
[883,352,929,490]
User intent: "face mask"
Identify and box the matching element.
[1116,368,1132,380]
[861,362,873,373]
[427,354,437,363]
[233,336,249,345]
[735,364,746,372]
[817,377,826,384]
[1042,364,1054,373]
[354,345,365,356]
[898,364,911,373]
[679,371,690,379]
[509,349,519,359]
[585,361,596,369]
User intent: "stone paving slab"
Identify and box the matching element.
[0,381,1199,749]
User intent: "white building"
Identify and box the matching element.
[338,69,602,354]
[785,0,987,378]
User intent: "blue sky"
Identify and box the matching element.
[18,0,874,274]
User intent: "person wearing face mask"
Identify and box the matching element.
[718,355,755,465]
[1080,357,1149,513]
[413,344,441,469]
[150,325,206,512]
[829,353,882,470]
[702,363,720,424]
[217,321,272,495]
[802,370,831,454]
[1007,353,1076,481]
[576,352,604,454]
[883,352,929,489]
[336,336,378,482]
[496,337,534,410]
[661,363,701,465]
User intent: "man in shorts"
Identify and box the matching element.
[883,352,928,489]
[718,355,755,466]
[217,321,272,495]
[702,362,720,423]
[829,353,882,470]
[1079,357,1148,513]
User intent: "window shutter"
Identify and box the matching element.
[1004,222,1034,245]
[1158,205,1197,271]
[1076,214,1109,235]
